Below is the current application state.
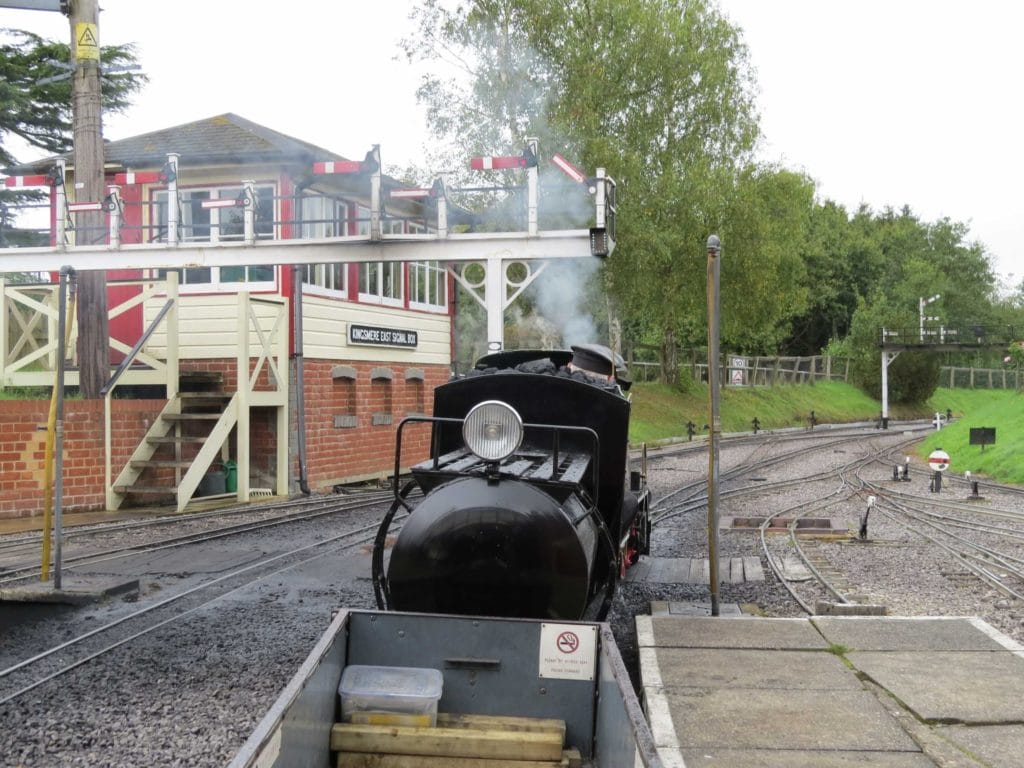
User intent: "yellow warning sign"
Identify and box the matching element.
[75,22,99,61]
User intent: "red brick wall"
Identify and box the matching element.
[0,358,451,519]
[0,399,164,519]
[298,360,449,490]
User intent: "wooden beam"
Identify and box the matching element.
[337,753,570,768]
[435,713,565,738]
[330,723,564,761]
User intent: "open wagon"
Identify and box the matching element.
[230,608,661,768]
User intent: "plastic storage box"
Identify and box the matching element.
[339,665,443,727]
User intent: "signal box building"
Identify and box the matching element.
[1,114,612,520]
[0,114,455,517]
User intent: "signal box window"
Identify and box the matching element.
[300,193,349,297]
[153,185,275,291]
[359,261,403,307]
[409,260,447,313]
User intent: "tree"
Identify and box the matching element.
[717,165,813,353]
[401,0,553,176]
[1,26,146,394]
[1,26,145,236]
[784,200,864,355]
[846,293,940,404]
[405,0,769,382]
[529,1,764,382]
[0,28,144,168]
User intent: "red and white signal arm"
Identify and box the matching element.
[928,449,951,472]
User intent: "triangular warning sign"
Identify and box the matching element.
[78,27,98,47]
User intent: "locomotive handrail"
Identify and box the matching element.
[390,414,601,508]
[375,414,608,615]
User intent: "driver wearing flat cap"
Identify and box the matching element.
[568,343,632,393]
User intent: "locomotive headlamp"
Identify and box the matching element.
[463,400,523,462]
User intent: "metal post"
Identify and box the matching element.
[526,138,538,237]
[292,265,310,495]
[880,344,890,429]
[53,266,75,589]
[106,185,121,247]
[706,234,721,616]
[435,175,448,238]
[595,167,607,222]
[369,145,381,240]
[485,254,504,352]
[166,153,180,246]
[919,294,940,343]
[54,159,67,247]
[242,180,257,245]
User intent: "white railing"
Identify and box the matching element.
[1,275,178,390]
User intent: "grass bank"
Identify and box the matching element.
[629,381,1023,484]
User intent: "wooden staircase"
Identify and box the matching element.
[109,375,239,512]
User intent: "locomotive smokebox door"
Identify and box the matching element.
[387,477,599,620]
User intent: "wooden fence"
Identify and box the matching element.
[940,366,1021,390]
[628,354,849,386]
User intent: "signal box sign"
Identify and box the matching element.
[928,449,951,472]
[538,623,597,681]
[347,324,418,348]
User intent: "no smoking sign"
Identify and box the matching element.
[539,623,597,681]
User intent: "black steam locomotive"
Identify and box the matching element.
[372,345,651,621]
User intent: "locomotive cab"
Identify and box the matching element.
[372,349,650,622]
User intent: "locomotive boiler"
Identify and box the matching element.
[372,346,650,622]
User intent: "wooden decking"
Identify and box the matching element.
[625,555,765,584]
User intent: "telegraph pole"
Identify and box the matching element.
[69,0,108,397]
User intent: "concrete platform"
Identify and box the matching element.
[638,610,1024,767]
[0,576,139,605]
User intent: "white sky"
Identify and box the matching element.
[4,0,1022,286]
[718,0,1024,288]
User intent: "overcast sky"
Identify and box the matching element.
[4,0,1022,286]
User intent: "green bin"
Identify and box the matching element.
[223,460,238,493]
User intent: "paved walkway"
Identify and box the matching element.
[638,611,1024,767]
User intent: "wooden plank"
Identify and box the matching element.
[436,713,566,738]
[330,723,564,761]
[686,558,703,584]
[729,557,745,584]
[337,753,568,767]
[701,558,710,585]
[743,556,765,582]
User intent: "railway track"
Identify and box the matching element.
[1,420,1020,767]
[0,490,394,585]
[743,437,1024,619]
[0,506,406,708]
